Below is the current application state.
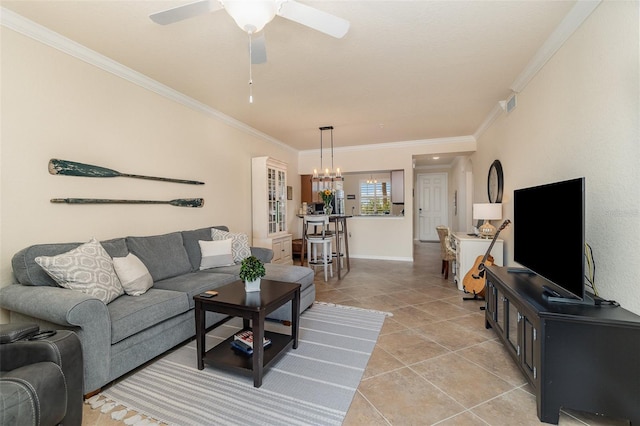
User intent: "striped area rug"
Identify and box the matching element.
[93,303,388,425]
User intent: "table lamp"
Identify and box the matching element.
[473,203,502,238]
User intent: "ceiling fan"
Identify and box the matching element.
[150,0,350,64]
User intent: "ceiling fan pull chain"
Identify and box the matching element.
[248,32,254,104]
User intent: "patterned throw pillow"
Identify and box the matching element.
[113,253,154,296]
[35,238,124,304]
[198,239,235,269]
[211,229,251,263]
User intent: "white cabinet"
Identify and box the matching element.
[252,157,292,264]
[271,234,293,264]
[451,232,503,291]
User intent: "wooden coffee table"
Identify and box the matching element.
[194,279,300,387]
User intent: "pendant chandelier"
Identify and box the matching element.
[312,126,343,183]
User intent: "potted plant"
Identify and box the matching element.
[239,256,266,292]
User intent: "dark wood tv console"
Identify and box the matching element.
[485,266,640,425]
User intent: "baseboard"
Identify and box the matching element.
[348,255,413,262]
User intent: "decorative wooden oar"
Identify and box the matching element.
[49,159,205,185]
[51,198,204,208]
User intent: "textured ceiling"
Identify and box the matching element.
[2,0,576,151]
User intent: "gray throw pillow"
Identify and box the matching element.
[35,238,124,304]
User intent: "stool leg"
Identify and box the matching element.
[323,242,328,281]
[328,240,333,278]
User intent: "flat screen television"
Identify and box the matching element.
[513,177,587,302]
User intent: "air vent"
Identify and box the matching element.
[506,93,517,113]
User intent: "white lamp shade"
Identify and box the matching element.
[473,203,502,220]
[223,0,277,33]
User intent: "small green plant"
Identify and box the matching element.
[239,256,266,282]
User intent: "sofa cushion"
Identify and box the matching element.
[181,227,213,271]
[153,271,237,309]
[126,232,191,282]
[199,239,235,269]
[34,238,124,304]
[205,263,314,292]
[113,253,153,296]
[263,263,314,290]
[107,288,190,344]
[12,238,128,287]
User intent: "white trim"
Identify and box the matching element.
[348,255,413,262]
[299,135,476,158]
[473,102,505,140]
[0,7,295,153]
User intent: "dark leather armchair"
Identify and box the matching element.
[0,325,83,425]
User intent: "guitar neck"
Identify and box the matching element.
[481,236,499,263]
[479,220,510,264]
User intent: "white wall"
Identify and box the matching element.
[472,1,640,314]
[0,27,300,321]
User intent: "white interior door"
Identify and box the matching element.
[417,173,448,241]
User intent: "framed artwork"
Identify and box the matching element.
[287,186,293,200]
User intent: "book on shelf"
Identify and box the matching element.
[234,330,271,348]
[230,340,254,356]
[230,338,272,356]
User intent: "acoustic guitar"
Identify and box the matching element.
[462,219,511,298]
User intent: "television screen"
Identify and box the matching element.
[514,177,585,300]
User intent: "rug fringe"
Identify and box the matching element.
[111,408,128,421]
[313,301,393,317]
[86,394,161,425]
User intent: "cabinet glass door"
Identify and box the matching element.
[267,166,287,235]
[268,168,277,234]
[277,169,286,232]
[506,301,519,353]
[495,288,505,333]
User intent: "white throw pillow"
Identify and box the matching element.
[210,229,251,263]
[35,238,124,304]
[199,239,235,269]
[113,253,154,296]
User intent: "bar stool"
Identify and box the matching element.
[304,215,333,281]
[331,219,345,268]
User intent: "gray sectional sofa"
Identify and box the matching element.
[0,226,315,395]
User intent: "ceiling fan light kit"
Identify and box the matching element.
[150,0,350,103]
[150,0,350,40]
[149,0,349,104]
[223,1,278,34]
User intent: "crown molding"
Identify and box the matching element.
[473,102,505,141]
[299,135,476,157]
[0,7,295,153]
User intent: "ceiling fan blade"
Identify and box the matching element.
[149,0,223,25]
[278,0,349,39]
[251,32,267,64]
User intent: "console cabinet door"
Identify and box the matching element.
[521,314,539,384]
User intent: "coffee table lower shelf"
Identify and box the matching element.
[202,330,293,378]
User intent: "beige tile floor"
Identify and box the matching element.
[83,242,629,425]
